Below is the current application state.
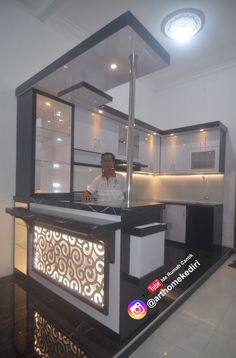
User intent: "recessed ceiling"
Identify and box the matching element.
[16,0,236,91]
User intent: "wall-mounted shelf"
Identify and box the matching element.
[58,81,112,109]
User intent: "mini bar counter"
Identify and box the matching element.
[7,11,232,358]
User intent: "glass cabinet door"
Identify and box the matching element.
[35,94,72,193]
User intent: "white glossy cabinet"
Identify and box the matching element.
[139,131,160,172]
[160,128,223,174]
[74,106,119,154]
[164,204,186,243]
[160,133,188,174]
[117,124,140,161]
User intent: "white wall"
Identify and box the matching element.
[0,0,84,277]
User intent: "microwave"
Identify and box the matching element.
[188,147,219,172]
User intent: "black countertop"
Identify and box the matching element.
[14,196,165,215]
[6,207,121,235]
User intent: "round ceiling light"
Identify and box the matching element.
[161,8,205,43]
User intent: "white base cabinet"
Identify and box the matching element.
[164,204,186,243]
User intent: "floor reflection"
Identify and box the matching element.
[0,242,232,358]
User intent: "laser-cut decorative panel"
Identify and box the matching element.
[33,225,105,308]
[34,311,90,357]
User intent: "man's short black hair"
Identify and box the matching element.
[101,152,115,162]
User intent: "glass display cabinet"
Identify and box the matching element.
[35,93,72,193]
[15,89,73,197]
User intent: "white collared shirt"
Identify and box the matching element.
[87,173,125,203]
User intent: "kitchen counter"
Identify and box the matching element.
[159,199,223,206]
[14,195,165,215]
[9,195,167,339]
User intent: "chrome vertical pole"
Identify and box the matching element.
[126,53,138,208]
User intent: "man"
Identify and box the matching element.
[82,152,126,203]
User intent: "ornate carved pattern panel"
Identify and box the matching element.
[33,225,106,309]
[34,311,90,357]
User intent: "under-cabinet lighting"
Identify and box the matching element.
[199,128,204,132]
[63,65,69,69]
[159,174,224,178]
[45,102,51,106]
[170,133,174,136]
[110,63,118,70]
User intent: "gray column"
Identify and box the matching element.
[126,54,138,208]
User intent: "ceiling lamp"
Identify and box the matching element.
[161,8,205,43]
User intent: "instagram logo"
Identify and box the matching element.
[148,279,163,294]
[128,300,147,320]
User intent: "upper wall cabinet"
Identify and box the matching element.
[74,106,119,154]
[160,125,226,174]
[139,131,160,172]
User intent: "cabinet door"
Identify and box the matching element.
[160,134,188,174]
[164,204,186,243]
[186,205,222,249]
[139,131,160,172]
[74,106,119,155]
[187,128,221,173]
[117,125,140,161]
[100,115,119,155]
[74,107,98,151]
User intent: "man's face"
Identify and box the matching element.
[101,154,114,171]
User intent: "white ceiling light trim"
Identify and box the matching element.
[161,8,205,43]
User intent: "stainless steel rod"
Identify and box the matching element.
[126,53,138,208]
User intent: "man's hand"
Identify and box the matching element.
[82,191,92,202]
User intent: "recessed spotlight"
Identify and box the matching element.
[53,182,61,188]
[63,65,69,69]
[47,120,51,123]
[170,133,174,136]
[110,63,118,70]
[200,128,204,132]
[153,132,157,136]
[45,102,51,106]
[98,109,103,114]
[161,8,205,43]
[56,137,62,142]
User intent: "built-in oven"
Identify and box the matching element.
[188,146,219,172]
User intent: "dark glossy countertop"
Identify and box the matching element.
[14,195,165,215]
[159,199,223,207]
[6,207,121,235]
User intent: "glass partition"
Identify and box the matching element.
[35,94,72,193]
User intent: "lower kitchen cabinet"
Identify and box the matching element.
[164,203,223,250]
[186,204,223,250]
[164,204,186,243]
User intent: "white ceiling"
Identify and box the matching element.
[16,0,236,91]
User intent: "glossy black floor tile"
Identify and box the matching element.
[0,243,232,358]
